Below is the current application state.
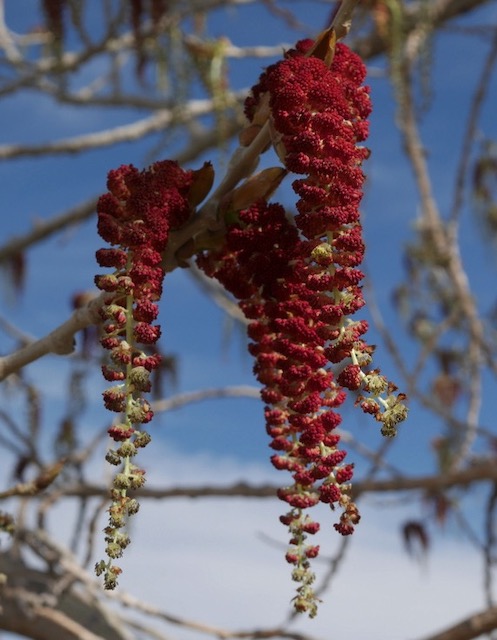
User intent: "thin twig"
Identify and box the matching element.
[0,198,97,263]
[0,96,243,160]
[484,483,497,607]
[0,292,106,380]
[397,30,484,469]
[449,27,497,221]
[418,605,497,640]
[152,385,260,413]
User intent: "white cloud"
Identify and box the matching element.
[87,444,484,640]
[0,439,484,640]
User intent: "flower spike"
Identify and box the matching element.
[199,38,408,616]
[95,160,194,588]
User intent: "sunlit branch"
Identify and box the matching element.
[397,26,484,469]
[0,96,243,160]
[152,385,261,413]
[418,605,497,640]
[39,459,497,502]
[449,28,497,221]
[0,292,106,381]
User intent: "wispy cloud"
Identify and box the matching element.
[94,444,484,640]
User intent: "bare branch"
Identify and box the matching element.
[152,385,260,413]
[353,0,494,60]
[418,605,497,640]
[449,27,497,221]
[0,198,97,263]
[108,585,322,640]
[397,27,485,468]
[0,96,244,160]
[0,292,106,381]
[41,459,497,502]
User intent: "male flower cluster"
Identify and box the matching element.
[199,200,359,617]
[94,160,194,588]
[246,39,408,434]
[199,39,407,615]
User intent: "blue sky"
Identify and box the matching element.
[1,1,497,637]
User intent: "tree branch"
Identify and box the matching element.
[0,292,106,381]
[0,198,97,264]
[397,19,485,468]
[418,605,497,640]
[39,459,497,502]
[0,96,243,159]
[353,0,494,60]
[152,385,261,413]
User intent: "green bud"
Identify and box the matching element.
[129,471,146,490]
[129,366,151,391]
[108,510,125,528]
[114,532,131,549]
[103,565,121,590]
[311,242,333,265]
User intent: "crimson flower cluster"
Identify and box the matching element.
[94,160,194,589]
[200,200,360,616]
[200,41,407,616]
[246,41,407,434]
[90,31,407,615]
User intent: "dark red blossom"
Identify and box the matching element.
[102,365,126,382]
[100,336,120,350]
[134,322,161,344]
[337,364,363,391]
[305,545,320,559]
[108,425,135,441]
[319,483,342,504]
[96,160,193,380]
[96,248,128,269]
[132,353,162,371]
[198,197,360,543]
[96,160,196,579]
[277,487,320,509]
[336,464,355,484]
[133,300,159,323]
[103,388,126,413]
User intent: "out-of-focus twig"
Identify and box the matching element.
[397,27,484,469]
[417,604,497,640]
[0,198,97,264]
[0,292,105,380]
[449,27,497,221]
[152,385,260,413]
[35,459,497,502]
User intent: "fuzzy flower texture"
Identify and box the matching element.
[94,160,193,589]
[199,41,408,616]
